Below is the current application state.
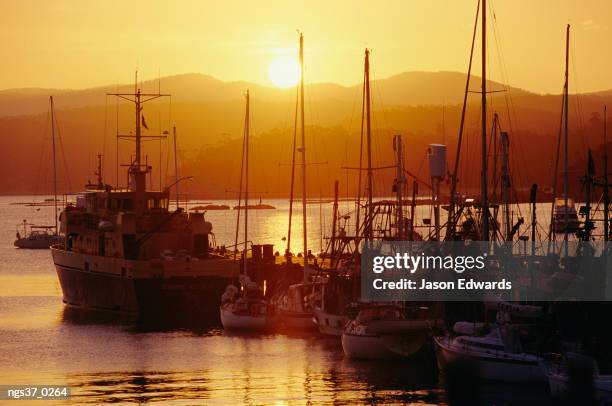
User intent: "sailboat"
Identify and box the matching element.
[14,96,63,249]
[220,90,277,331]
[434,302,547,383]
[550,25,581,238]
[273,33,324,331]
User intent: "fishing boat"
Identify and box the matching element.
[342,303,443,360]
[14,97,63,249]
[51,84,238,320]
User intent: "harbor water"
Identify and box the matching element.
[0,196,555,405]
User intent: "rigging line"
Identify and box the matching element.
[355,64,366,236]
[34,109,51,197]
[489,1,531,186]
[102,95,108,179]
[570,46,588,157]
[286,71,300,253]
[53,106,72,192]
[116,84,120,187]
[449,0,480,231]
[548,89,566,241]
[233,95,248,261]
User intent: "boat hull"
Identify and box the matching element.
[14,235,63,249]
[220,307,272,330]
[342,331,428,360]
[313,307,347,336]
[279,310,316,330]
[434,336,546,383]
[52,247,236,321]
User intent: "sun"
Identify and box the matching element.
[268,56,300,88]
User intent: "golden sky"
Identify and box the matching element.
[1,0,611,94]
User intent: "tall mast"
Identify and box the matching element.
[299,34,308,280]
[173,126,179,208]
[394,135,404,239]
[244,90,250,275]
[481,0,489,241]
[50,96,58,234]
[365,49,373,239]
[605,105,609,241]
[286,60,300,257]
[447,0,480,239]
[563,25,570,244]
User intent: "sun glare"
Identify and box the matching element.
[268,57,300,88]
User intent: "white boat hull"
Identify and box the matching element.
[220,307,270,331]
[434,336,546,383]
[313,307,347,336]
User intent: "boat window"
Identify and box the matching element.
[160,198,168,209]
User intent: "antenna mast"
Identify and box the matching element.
[50,96,58,235]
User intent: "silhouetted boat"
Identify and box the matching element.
[51,85,238,320]
[342,304,442,360]
[14,96,63,249]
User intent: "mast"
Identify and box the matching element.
[563,25,570,244]
[299,34,308,280]
[244,90,250,275]
[365,49,373,239]
[95,154,103,187]
[107,82,169,211]
[447,0,480,239]
[500,132,511,239]
[50,96,58,235]
[481,0,489,241]
[394,135,405,239]
[173,126,179,208]
[355,65,366,236]
[605,106,609,241]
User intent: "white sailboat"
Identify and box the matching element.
[14,96,63,249]
[274,33,320,331]
[434,301,547,383]
[220,90,276,331]
[341,304,443,360]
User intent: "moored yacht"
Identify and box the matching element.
[342,304,443,360]
[220,281,277,331]
[434,302,547,383]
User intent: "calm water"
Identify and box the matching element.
[0,196,554,405]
